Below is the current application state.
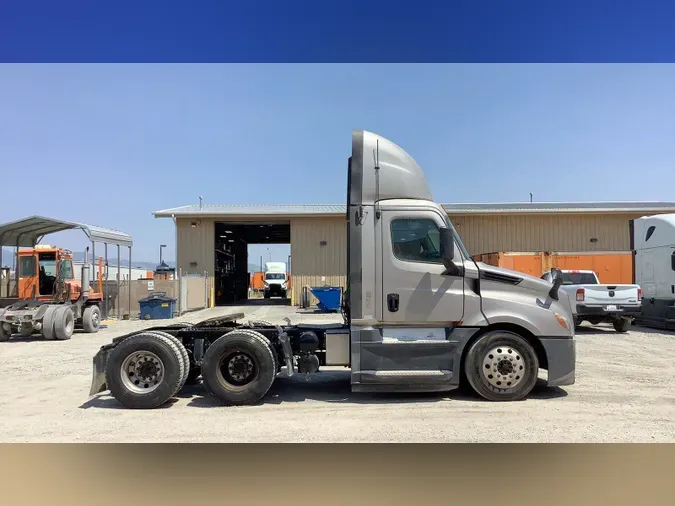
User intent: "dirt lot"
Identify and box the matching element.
[1,303,674,442]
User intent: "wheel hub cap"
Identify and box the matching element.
[121,351,164,394]
[227,354,254,383]
[481,346,525,389]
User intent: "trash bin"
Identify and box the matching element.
[309,286,342,312]
[139,292,177,320]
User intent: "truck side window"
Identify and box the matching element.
[19,256,36,276]
[672,251,675,272]
[645,226,656,242]
[391,218,442,264]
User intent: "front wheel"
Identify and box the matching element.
[463,330,539,402]
[82,305,101,333]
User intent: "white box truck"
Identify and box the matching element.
[263,261,288,299]
[88,130,576,408]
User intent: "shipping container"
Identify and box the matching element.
[472,251,634,284]
[250,271,265,290]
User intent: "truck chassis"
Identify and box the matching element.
[89,313,350,408]
[89,311,567,409]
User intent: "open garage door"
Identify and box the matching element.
[214,222,290,306]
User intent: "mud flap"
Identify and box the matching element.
[89,347,111,396]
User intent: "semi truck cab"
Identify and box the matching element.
[263,261,288,299]
[88,130,576,408]
[345,130,576,396]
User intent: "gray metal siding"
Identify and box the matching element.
[450,213,648,255]
[290,217,347,305]
[173,211,671,306]
[176,217,215,276]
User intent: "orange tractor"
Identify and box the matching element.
[0,246,104,341]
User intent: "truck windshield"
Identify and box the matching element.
[265,273,285,280]
[561,272,597,285]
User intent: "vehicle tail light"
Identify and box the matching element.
[576,288,585,302]
[638,288,643,301]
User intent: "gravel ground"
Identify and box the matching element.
[1,303,674,442]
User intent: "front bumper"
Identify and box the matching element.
[576,304,641,318]
[539,337,576,387]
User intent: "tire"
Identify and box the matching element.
[463,330,539,402]
[0,311,10,342]
[54,306,75,341]
[613,317,631,333]
[143,330,190,387]
[201,329,277,406]
[105,332,185,409]
[82,305,101,333]
[42,305,58,340]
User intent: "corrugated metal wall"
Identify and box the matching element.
[290,217,346,305]
[450,213,643,255]
[176,217,215,276]
[173,212,650,306]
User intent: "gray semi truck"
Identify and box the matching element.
[88,130,576,409]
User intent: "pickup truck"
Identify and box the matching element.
[541,269,642,332]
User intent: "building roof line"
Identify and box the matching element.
[153,201,675,218]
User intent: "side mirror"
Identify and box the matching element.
[439,227,457,273]
[549,268,563,300]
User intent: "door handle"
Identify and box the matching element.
[387,293,399,313]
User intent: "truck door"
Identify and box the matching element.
[380,209,464,325]
[18,254,37,299]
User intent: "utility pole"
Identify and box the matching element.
[159,244,167,265]
[529,192,533,203]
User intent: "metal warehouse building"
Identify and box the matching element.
[154,201,675,306]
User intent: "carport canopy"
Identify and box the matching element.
[0,215,133,248]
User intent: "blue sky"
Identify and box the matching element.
[1,64,675,266]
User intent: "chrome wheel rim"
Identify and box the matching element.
[481,346,525,389]
[121,351,164,394]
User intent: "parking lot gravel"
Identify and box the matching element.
[1,303,673,442]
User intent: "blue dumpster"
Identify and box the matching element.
[309,286,342,312]
[139,292,177,320]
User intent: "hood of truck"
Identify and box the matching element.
[476,262,553,294]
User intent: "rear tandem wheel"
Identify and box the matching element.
[104,332,186,409]
[201,329,278,406]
